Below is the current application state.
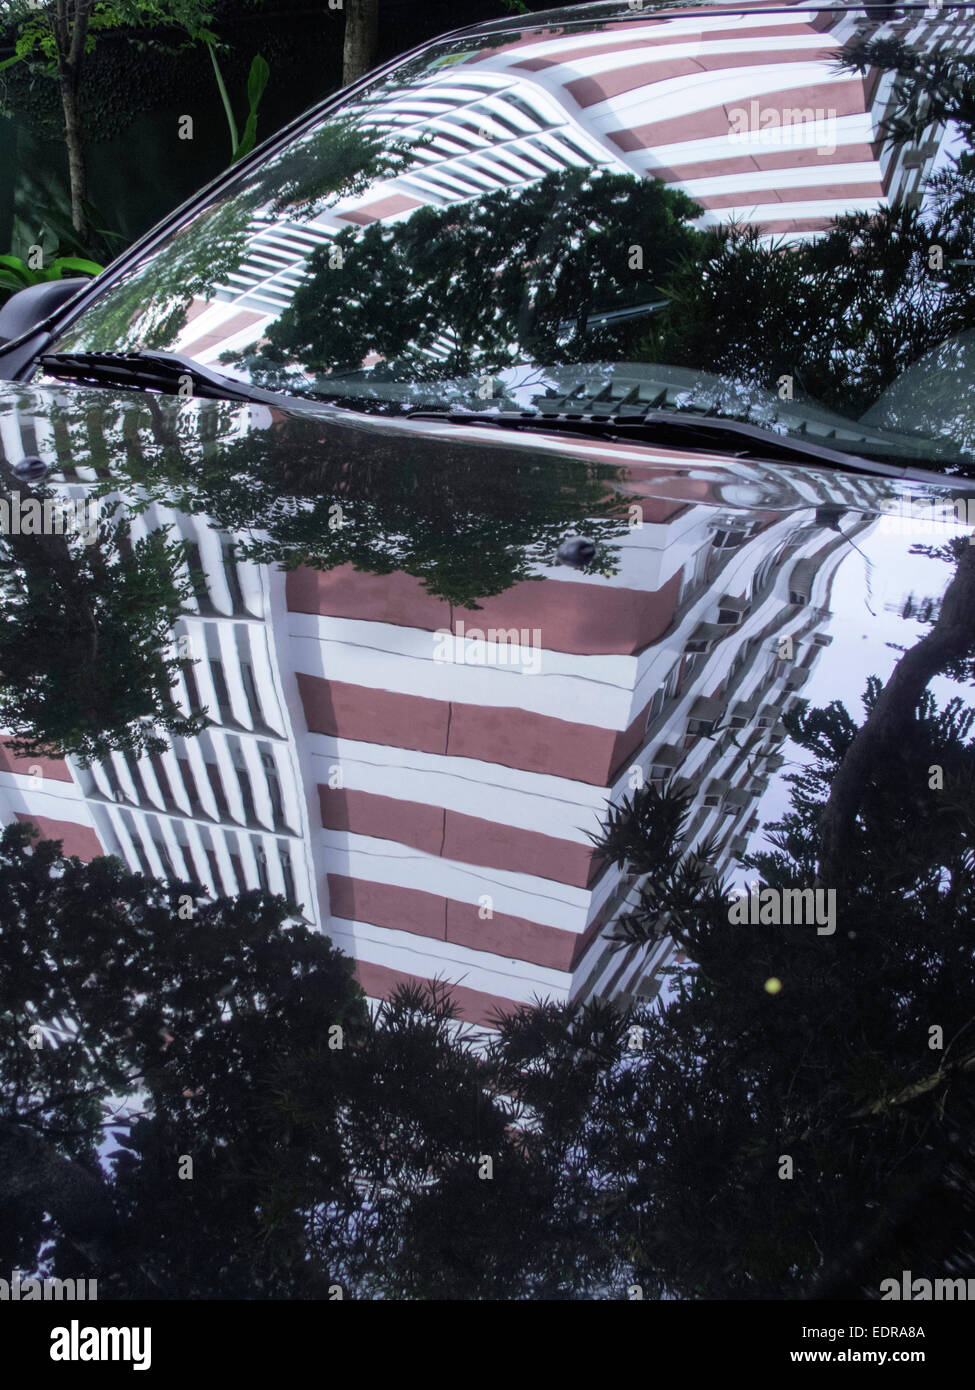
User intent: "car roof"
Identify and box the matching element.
[442,0,916,41]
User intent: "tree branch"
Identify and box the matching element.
[817,544,975,882]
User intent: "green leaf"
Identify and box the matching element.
[207,41,238,158]
[0,254,34,286]
[51,257,104,278]
[233,113,259,163]
[246,54,270,115]
[231,55,270,162]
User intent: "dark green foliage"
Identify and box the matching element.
[644,36,975,422]
[0,821,368,1296]
[579,678,975,1298]
[40,388,631,610]
[643,185,975,420]
[238,166,703,383]
[0,495,204,761]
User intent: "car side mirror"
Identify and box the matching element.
[0,279,88,347]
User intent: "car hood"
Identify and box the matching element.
[1,381,972,1018]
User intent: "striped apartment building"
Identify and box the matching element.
[0,383,897,1021]
[164,1,975,368]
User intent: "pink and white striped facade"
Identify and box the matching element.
[166,2,975,367]
[0,384,908,1025]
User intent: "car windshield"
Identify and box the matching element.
[46,4,975,473]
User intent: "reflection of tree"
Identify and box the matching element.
[8,551,975,1296]
[58,196,254,353]
[643,36,975,433]
[57,392,630,609]
[0,819,615,1298]
[234,167,703,385]
[818,539,975,880]
[580,549,975,1297]
[54,118,416,355]
[266,120,414,218]
[644,187,975,422]
[0,822,369,1296]
[0,461,203,762]
[184,431,628,609]
[838,35,975,164]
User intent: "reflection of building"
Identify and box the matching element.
[812,5,975,211]
[290,468,876,1021]
[569,483,865,1006]
[172,4,975,373]
[0,475,322,935]
[10,2,975,1024]
[0,392,895,1025]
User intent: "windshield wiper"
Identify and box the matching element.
[38,350,286,406]
[406,406,943,482]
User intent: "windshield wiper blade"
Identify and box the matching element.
[405,406,927,480]
[38,350,284,405]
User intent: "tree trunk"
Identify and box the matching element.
[342,0,380,87]
[817,542,975,882]
[52,0,94,240]
[58,71,88,237]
